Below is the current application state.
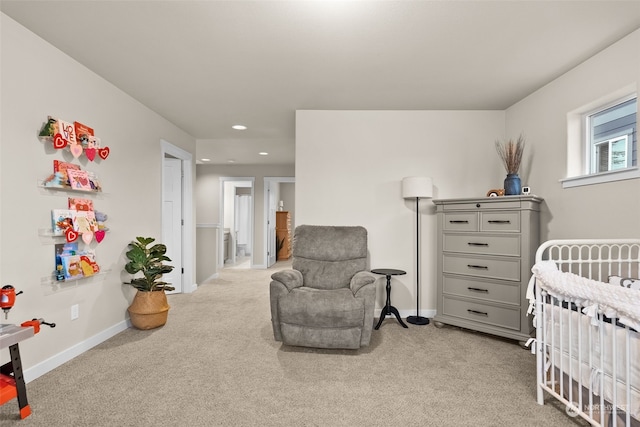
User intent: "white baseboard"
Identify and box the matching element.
[24,319,131,383]
[200,272,219,284]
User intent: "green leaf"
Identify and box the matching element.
[123,236,174,292]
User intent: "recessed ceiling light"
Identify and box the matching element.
[200,158,211,162]
[232,125,247,130]
[259,152,269,156]
[227,159,236,163]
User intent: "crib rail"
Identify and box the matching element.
[536,239,640,281]
[533,239,640,427]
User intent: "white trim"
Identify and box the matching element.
[561,166,640,188]
[566,85,637,177]
[160,140,195,293]
[24,320,130,383]
[201,272,219,282]
[196,223,221,228]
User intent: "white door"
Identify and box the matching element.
[162,157,182,294]
[267,182,277,267]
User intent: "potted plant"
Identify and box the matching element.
[123,236,174,330]
[495,134,525,195]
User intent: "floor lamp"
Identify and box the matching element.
[402,176,433,326]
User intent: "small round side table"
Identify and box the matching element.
[371,268,408,329]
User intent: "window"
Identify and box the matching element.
[563,92,638,188]
[588,97,637,174]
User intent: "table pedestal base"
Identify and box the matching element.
[373,271,409,329]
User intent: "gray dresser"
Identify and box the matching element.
[433,195,543,344]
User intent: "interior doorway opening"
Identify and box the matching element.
[160,140,194,294]
[219,177,255,270]
[264,177,295,268]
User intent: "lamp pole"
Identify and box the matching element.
[407,195,429,325]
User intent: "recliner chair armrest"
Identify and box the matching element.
[350,271,376,295]
[270,269,304,291]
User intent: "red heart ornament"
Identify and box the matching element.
[98,147,110,160]
[95,230,106,243]
[85,147,97,161]
[65,228,78,243]
[70,144,83,158]
[53,134,67,149]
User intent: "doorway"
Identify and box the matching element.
[160,140,194,294]
[264,177,295,268]
[219,177,255,269]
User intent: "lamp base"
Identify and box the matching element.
[406,315,430,326]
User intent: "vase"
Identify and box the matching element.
[504,173,521,196]
[128,290,170,330]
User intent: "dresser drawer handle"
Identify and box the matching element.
[487,220,511,224]
[449,220,469,224]
[467,242,488,246]
[467,264,488,270]
[467,287,489,293]
[467,309,488,316]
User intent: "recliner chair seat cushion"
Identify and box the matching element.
[278,287,364,328]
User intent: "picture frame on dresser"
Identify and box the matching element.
[432,195,543,348]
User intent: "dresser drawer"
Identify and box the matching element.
[442,296,520,330]
[443,212,478,231]
[442,275,520,305]
[438,200,523,211]
[480,212,520,232]
[443,233,520,256]
[443,254,521,281]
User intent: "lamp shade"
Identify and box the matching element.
[402,176,433,199]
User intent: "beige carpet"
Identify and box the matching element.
[1,260,587,426]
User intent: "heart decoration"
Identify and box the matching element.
[95,230,106,243]
[85,147,97,161]
[82,232,94,244]
[53,134,67,149]
[65,228,79,243]
[70,144,83,158]
[98,147,110,160]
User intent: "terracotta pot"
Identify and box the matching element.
[127,290,170,330]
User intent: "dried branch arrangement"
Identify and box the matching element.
[495,135,525,174]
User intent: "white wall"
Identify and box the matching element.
[295,110,505,315]
[506,29,640,240]
[0,14,196,375]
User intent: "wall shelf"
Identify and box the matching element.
[40,270,110,296]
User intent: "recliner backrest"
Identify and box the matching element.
[292,225,368,290]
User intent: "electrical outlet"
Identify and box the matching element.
[71,304,79,320]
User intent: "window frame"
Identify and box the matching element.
[562,92,638,189]
[586,95,637,174]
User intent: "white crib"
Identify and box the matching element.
[530,239,640,426]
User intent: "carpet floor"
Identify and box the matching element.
[1,260,587,426]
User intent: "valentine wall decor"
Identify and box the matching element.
[39,116,111,162]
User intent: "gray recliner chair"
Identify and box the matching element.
[269,225,376,349]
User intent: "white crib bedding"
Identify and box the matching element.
[544,303,640,420]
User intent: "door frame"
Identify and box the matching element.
[219,177,255,268]
[160,139,194,293]
[263,177,295,268]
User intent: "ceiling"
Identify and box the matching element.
[2,1,640,166]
